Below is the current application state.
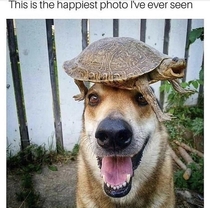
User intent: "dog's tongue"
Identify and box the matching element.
[101,157,133,186]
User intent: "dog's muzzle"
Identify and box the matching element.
[95,118,149,198]
[95,118,133,151]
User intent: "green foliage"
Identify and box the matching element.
[191,117,204,136]
[7,145,45,207]
[7,144,46,172]
[48,164,58,171]
[199,65,204,83]
[72,143,79,156]
[186,27,204,49]
[162,26,204,195]
[15,172,43,208]
[174,157,204,194]
[161,79,203,140]
[16,190,42,208]
[160,40,204,137]
[160,81,191,110]
[7,143,79,207]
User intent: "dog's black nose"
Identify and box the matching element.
[95,118,132,151]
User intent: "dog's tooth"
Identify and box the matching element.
[113,186,116,190]
[126,174,131,183]
[123,182,127,187]
[116,186,119,190]
[106,183,110,188]
[102,175,106,183]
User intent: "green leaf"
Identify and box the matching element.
[198,80,204,85]
[72,144,79,156]
[48,165,58,171]
[199,67,204,82]
[168,108,174,114]
[159,84,165,92]
[165,84,171,93]
[181,82,188,88]
[191,80,199,89]
[167,93,174,101]
[186,27,204,49]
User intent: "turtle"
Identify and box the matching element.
[63,37,189,122]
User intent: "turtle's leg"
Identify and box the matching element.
[73,79,88,101]
[169,80,194,94]
[135,77,172,122]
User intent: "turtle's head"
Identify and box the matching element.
[170,57,186,76]
[150,57,186,81]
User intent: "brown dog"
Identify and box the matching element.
[76,83,175,208]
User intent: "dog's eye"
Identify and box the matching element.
[88,94,99,106]
[136,93,148,106]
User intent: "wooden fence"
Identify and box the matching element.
[6,19,204,155]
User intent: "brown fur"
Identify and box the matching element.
[76,83,175,208]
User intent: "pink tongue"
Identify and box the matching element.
[101,157,133,186]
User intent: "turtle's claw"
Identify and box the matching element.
[155,112,172,122]
[73,80,88,101]
[158,112,176,122]
[73,93,85,101]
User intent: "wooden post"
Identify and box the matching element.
[183,19,192,82]
[140,19,146,42]
[159,19,171,109]
[7,19,30,150]
[81,19,88,49]
[81,19,90,89]
[46,19,64,153]
[113,19,119,37]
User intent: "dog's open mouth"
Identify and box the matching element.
[100,156,133,198]
[97,137,149,198]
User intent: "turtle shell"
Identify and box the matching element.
[63,37,169,82]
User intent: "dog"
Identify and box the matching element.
[76,83,175,208]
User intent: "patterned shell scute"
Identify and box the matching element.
[64,37,168,82]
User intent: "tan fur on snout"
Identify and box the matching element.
[76,83,175,208]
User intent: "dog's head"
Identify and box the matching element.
[82,83,159,198]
